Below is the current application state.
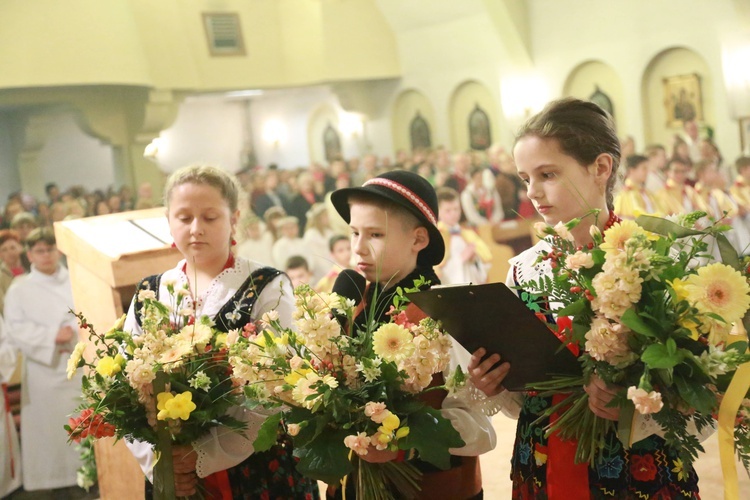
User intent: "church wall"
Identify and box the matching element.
[0,0,400,91]
[37,112,116,197]
[155,97,248,174]
[529,0,745,160]
[248,86,394,169]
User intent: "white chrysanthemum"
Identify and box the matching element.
[125,358,157,388]
[178,323,213,347]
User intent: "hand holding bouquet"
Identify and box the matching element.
[524,211,750,473]
[228,281,465,500]
[66,280,246,498]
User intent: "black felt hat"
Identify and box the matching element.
[331,170,445,266]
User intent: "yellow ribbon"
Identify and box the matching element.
[340,449,353,500]
[718,360,750,500]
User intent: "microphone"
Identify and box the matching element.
[332,269,366,332]
[332,269,366,306]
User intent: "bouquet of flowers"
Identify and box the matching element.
[66,280,245,498]
[523,210,750,473]
[228,280,465,500]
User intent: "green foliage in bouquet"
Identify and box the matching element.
[229,279,465,499]
[523,210,750,472]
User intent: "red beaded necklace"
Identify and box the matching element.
[603,210,621,232]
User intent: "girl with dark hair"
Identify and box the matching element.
[468,98,707,499]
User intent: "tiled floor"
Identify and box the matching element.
[481,412,750,499]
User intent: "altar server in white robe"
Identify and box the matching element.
[0,316,21,497]
[3,228,82,492]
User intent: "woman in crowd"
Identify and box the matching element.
[123,164,318,498]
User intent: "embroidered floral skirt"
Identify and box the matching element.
[511,394,700,499]
[225,434,319,500]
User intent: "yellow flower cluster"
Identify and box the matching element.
[156,391,196,421]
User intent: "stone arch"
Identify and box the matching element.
[448,80,499,152]
[641,46,712,150]
[307,104,339,164]
[391,89,437,154]
[563,60,625,132]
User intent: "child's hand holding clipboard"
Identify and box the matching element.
[407,282,582,391]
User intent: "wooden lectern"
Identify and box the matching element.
[55,208,180,500]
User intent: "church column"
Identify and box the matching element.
[77,88,180,204]
[17,113,52,200]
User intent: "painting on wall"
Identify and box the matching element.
[323,123,342,162]
[589,86,614,119]
[468,104,491,151]
[410,112,432,151]
[663,73,703,128]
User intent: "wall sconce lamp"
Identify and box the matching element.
[262,120,287,147]
[501,74,549,125]
[143,137,163,161]
[722,44,750,119]
[339,112,364,138]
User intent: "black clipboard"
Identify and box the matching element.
[407,282,582,391]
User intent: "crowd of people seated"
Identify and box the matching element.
[1,117,749,497]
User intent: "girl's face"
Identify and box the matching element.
[514,136,609,227]
[167,183,238,268]
[349,202,427,286]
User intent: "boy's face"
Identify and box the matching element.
[331,239,352,268]
[349,202,427,286]
[27,241,61,275]
[628,162,649,185]
[739,166,750,182]
[438,199,461,227]
[280,223,299,239]
[287,267,312,289]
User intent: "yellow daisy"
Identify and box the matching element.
[600,220,645,255]
[372,323,415,362]
[684,263,750,324]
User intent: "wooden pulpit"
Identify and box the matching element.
[55,208,180,500]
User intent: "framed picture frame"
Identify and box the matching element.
[740,117,750,155]
[410,111,432,151]
[468,104,491,151]
[589,85,614,120]
[663,73,703,128]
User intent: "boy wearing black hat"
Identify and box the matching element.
[330,170,494,500]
